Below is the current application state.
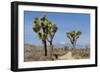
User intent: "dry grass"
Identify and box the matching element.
[24,44,90,62]
[71,48,90,59]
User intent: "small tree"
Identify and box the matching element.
[66,31,82,49]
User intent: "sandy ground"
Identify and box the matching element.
[58,51,74,60]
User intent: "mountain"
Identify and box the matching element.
[53,43,90,49]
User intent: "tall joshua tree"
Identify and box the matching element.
[46,21,58,56]
[33,16,58,56]
[33,16,48,56]
[66,31,82,49]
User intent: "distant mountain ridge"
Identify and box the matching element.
[24,43,90,49]
[53,43,90,49]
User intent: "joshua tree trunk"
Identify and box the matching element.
[72,43,75,50]
[73,40,76,49]
[42,28,47,56]
[50,40,53,57]
[42,40,47,56]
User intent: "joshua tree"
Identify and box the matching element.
[46,21,58,56]
[33,16,48,56]
[33,16,58,56]
[66,31,82,49]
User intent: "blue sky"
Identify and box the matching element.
[24,11,90,46]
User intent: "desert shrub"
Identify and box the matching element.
[72,48,90,59]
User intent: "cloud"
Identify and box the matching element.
[60,41,66,44]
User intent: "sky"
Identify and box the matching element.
[24,11,90,47]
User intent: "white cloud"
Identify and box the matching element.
[60,41,66,44]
